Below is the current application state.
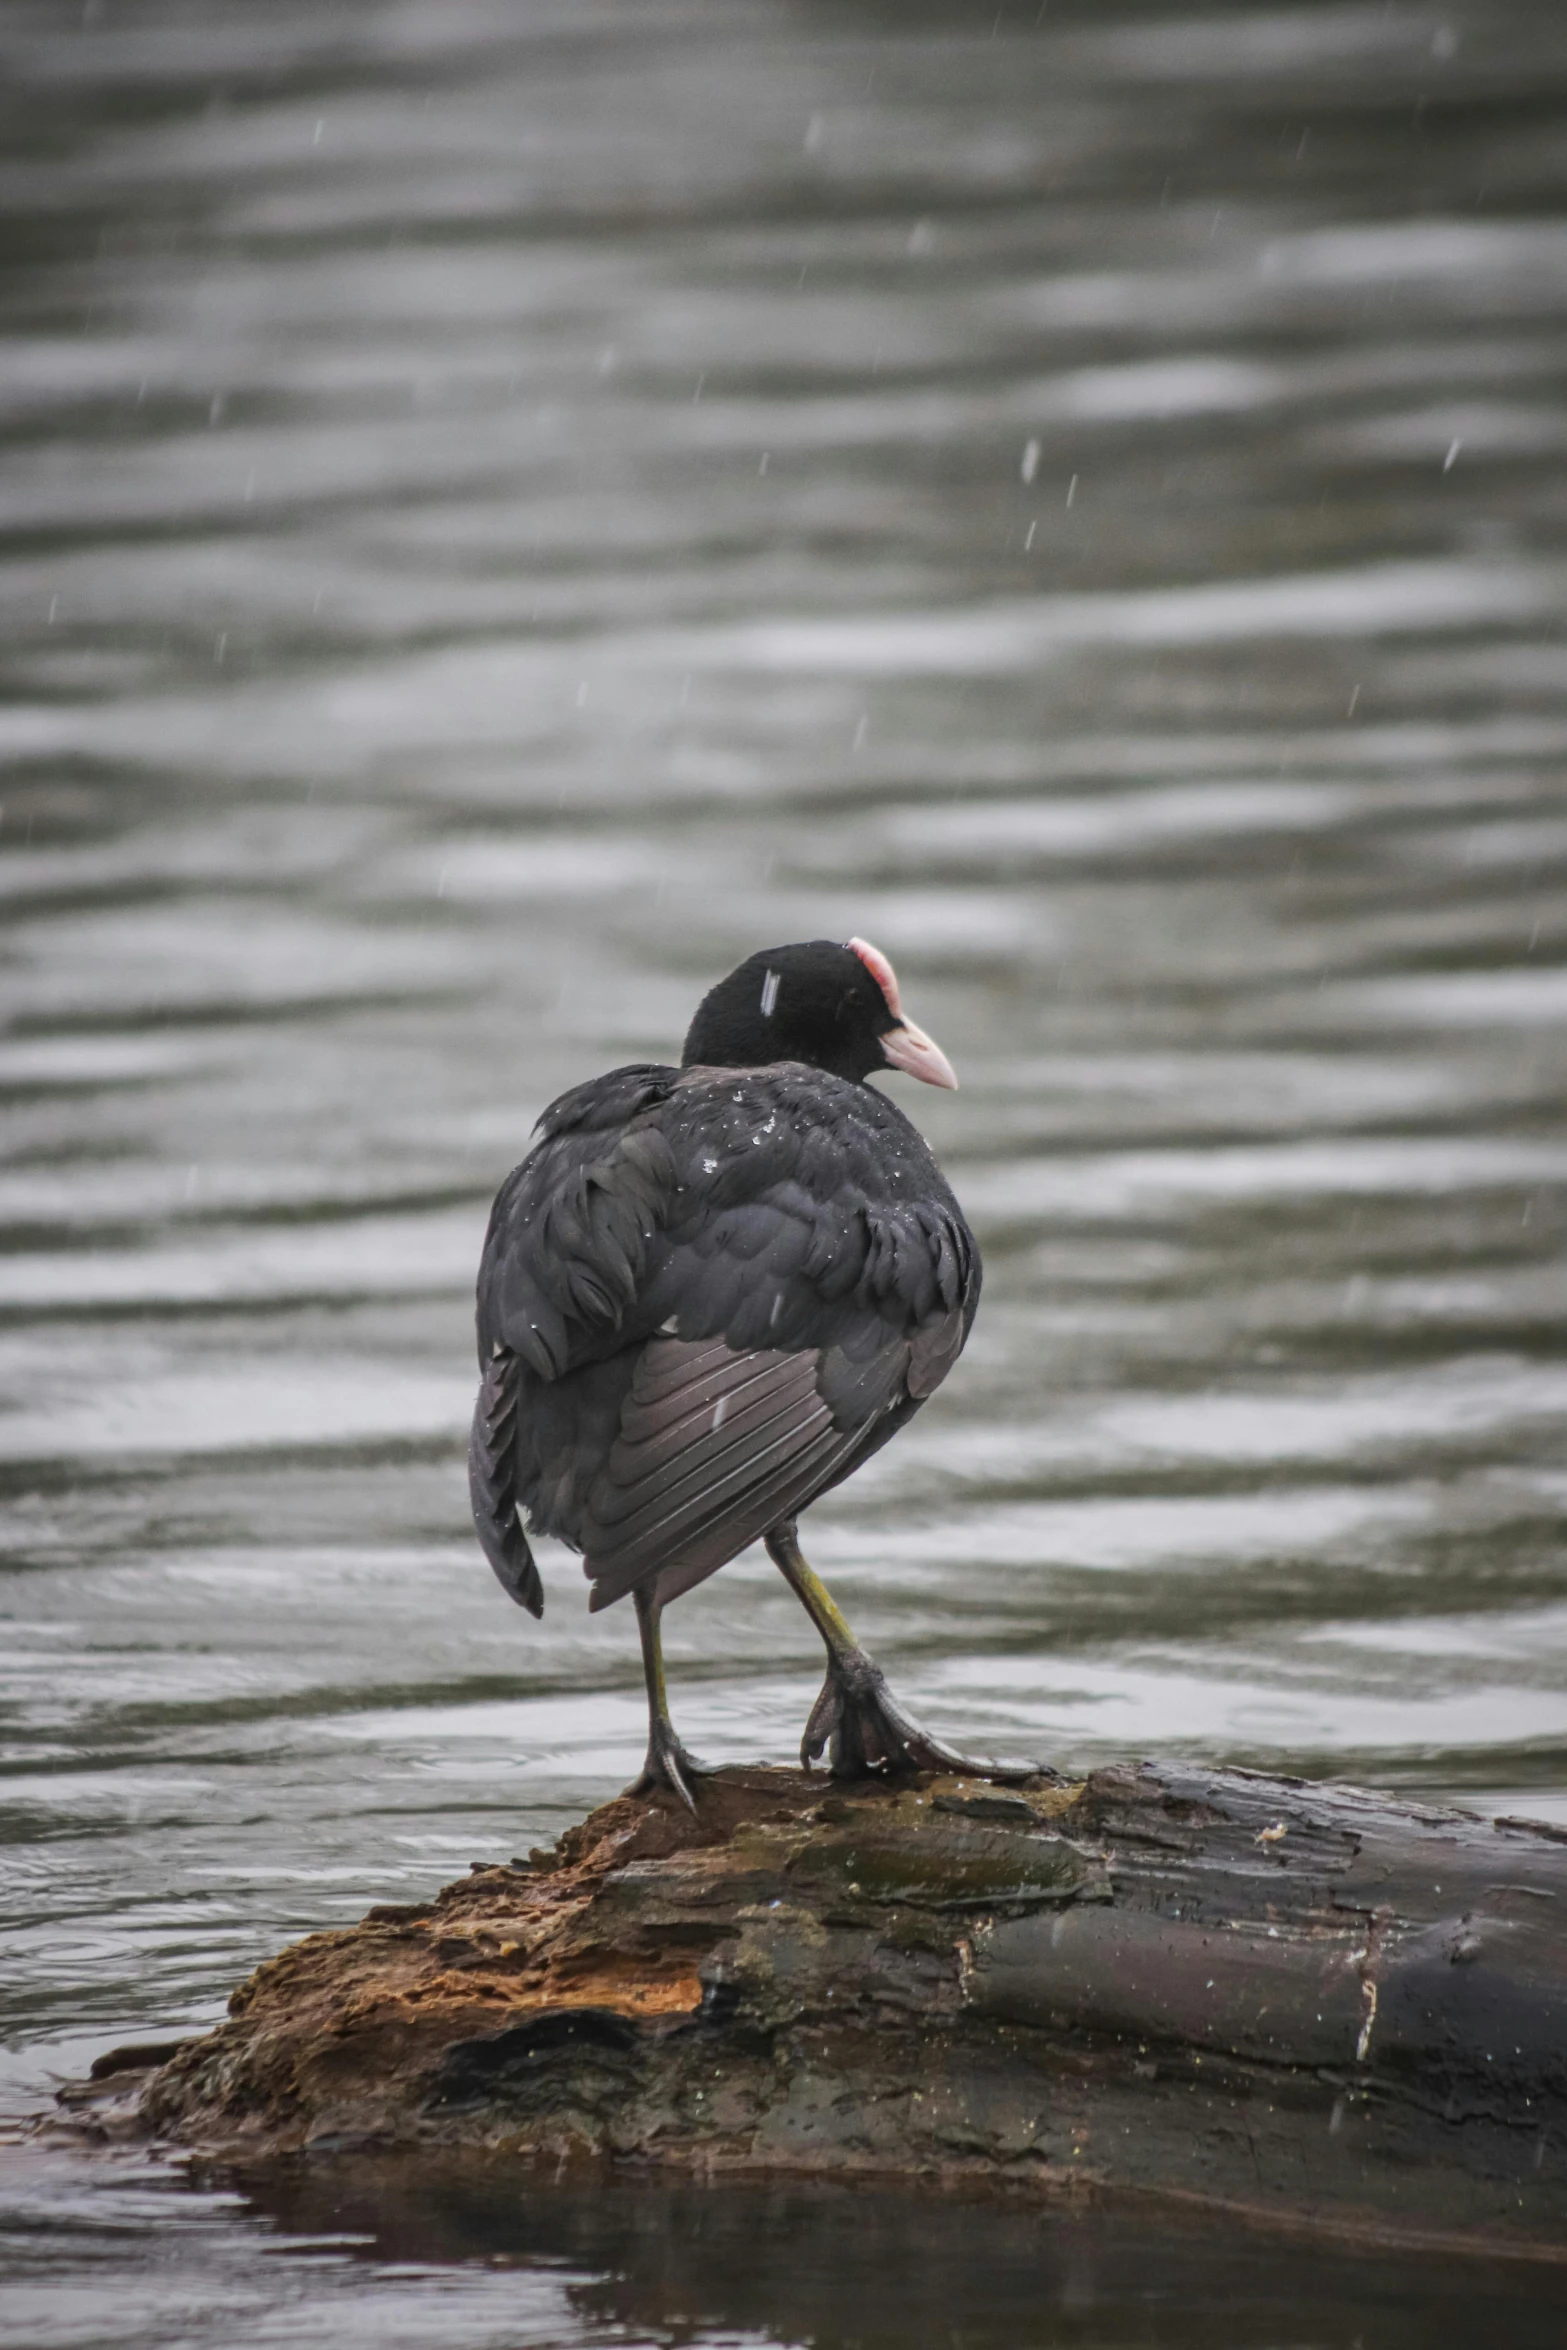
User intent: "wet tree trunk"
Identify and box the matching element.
[66,1762,1567,2256]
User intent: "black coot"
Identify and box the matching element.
[470,937,983,1805]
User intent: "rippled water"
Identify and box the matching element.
[3,0,1566,2339]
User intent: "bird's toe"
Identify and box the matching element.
[804,1648,1046,1783]
[800,1675,843,1769]
[627,1726,710,1814]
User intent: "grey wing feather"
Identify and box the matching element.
[581,1337,860,1612]
[468,1346,545,1616]
[908,1306,965,1398]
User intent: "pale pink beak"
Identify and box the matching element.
[845,935,959,1090]
[880,1017,959,1090]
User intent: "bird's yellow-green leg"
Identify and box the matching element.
[764,1520,860,1668]
[628,1582,708,1813]
[765,1518,1044,1783]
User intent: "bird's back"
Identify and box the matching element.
[473,1060,980,1611]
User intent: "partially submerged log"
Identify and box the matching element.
[70,1761,1567,2256]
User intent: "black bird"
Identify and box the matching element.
[469,937,984,1806]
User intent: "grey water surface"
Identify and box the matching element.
[2,0,1566,2342]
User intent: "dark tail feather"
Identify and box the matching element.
[469,1346,544,1617]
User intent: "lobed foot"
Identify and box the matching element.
[801,1647,1044,1783]
[627,1718,711,1815]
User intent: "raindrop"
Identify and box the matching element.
[804,112,825,154]
[907,218,934,257]
[1020,438,1040,484]
[1443,438,1462,473]
[1066,473,1078,507]
[1024,520,1037,551]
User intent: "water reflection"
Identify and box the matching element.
[10,2150,1566,2350]
[3,0,1566,2337]
[244,2162,1567,2349]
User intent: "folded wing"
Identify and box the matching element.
[580,1336,863,1611]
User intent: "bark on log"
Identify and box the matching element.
[65,1762,1567,2257]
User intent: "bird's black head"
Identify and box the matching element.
[681,938,958,1090]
